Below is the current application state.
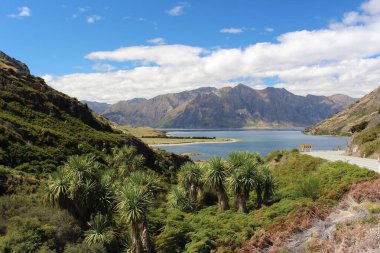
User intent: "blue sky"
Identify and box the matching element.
[1,0,379,102]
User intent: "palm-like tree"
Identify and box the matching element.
[84,213,115,246]
[259,165,276,206]
[46,154,107,222]
[46,170,70,209]
[128,171,160,195]
[169,185,196,212]
[117,183,153,253]
[107,146,146,177]
[177,162,204,204]
[204,156,230,212]
[228,165,256,212]
[127,171,160,253]
[64,154,101,182]
[227,152,260,212]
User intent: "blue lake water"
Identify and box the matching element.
[153,129,349,160]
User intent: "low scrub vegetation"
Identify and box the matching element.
[0,149,375,253]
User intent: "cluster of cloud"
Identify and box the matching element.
[8,6,31,19]
[147,37,166,45]
[87,15,102,24]
[45,0,380,103]
[71,7,102,24]
[167,3,188,16]
[220,27,244,34]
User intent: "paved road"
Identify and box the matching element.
[304,150,379,172]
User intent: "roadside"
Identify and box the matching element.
[304,150,379,172]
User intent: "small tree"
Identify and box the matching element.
[298,177,321,201]
[177,162,204,207]
[227,152,260,212]
[204,157,230,212]
[117,183,153,253]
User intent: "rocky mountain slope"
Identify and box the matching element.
[81,100,110,114]
[305,86,380,158]
[305,87,380,136]
[0,51,187,174]
[97,84,356,128]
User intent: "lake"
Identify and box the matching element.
[153,129,349,160]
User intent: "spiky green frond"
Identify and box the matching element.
[84,214,115,246]
[204,156,228,190]
[117,184,153,224]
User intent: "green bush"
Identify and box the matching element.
[297,177,321,201]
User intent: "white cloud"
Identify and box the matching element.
[147,37,166,45]
[46,0,380,103]
[8,6,31,19]
[72,7,88,19]
[220,28,244,34]
[92,63,116,72]
[85,45,204,66]
[87,15,102,24]
[265,27,274,32]
[167,3,187,16]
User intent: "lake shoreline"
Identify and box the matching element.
[149,138,239,147]
[151,129,349,160]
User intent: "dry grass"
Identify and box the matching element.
[236,177,380,253]
[142,137,233,145]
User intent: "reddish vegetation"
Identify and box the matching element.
[237,176,380,253]
[350,176,380,202]
[237,203,331,253]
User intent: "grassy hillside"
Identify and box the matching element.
[347,124,380,158]
[305,86,380,158]
[305,87,380,136]
[0,52,188,176]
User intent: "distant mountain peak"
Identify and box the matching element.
[234,83,252,89]
[94,84,357,128]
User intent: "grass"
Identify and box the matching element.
[351,125,380,157]
[111,123,235,145]
[142,137,234,145]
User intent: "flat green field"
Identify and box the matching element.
[110,123,235,145]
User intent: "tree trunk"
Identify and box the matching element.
[237,194,246,213]
[217,188,230,212]
[234,194,239,210]
[140,218,153,253]
[256,187,263,209]
[189,184,197,202]
[131,223,144,253]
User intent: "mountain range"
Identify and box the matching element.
[86,85,356,128]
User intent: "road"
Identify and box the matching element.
[304,150,379,172]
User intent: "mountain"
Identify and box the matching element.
[305,86,380,157]
[98,84,356,128]
[82,100,111,114]
[0,51,187,174]
[305,87,380,136]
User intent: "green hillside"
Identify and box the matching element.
[0,51,187,176]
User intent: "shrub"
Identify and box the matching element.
[350,121,368,133]
[297,177,322,201]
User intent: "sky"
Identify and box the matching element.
[1,0,380,103]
